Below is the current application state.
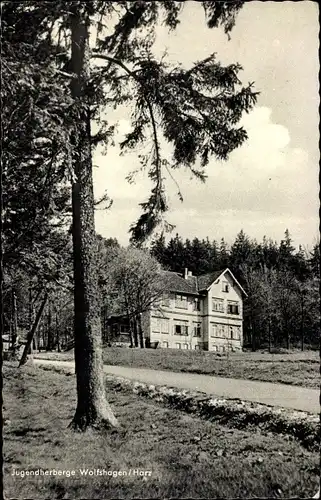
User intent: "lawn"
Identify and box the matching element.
[3,362,320,499]
[35,347,320,388]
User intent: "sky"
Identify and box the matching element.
[92,1,319,249]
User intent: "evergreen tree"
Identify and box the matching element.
[230,229,254,272]
[292,245,310,281]
[3,0,257,430]
[189,238,208,274]
[184,238,194,272]
[279,229,295,269]
[208,238,220,271]
[308,242,320,278]
[150,233,167,267]
[219,238,230,269]
[2,3,73,276]
[166,234,186,273]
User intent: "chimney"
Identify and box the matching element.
[188,271,193,277]
[184,268,188,279]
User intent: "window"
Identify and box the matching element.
[152,317,169,333]
[212,298,224,312]
[162,294,170,307]
[227,302,239,315]
[194,345,200,350]
[222,281,229,293]
[175,294,188,309]
[175,342,181,349]
[174,322,188,336]
[229,326,241,339]
[193,322,202,337]
[220,324,227,338]
[183,343,189,350]
[211,323,218,338]
[161,318,169,334]
[212,323,227,338]
[152,317,161,333]
[193,298,201,311]
[120,324,129,333]
[162,341,169,348]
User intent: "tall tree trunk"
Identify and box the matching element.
[133,317,139,347]
[101,305,106,344]
[11,289,17,347]
[46,300,53,351]
[285,317,290,350]
[19,294,48,367]
[268,316,272,353]
[56,312,61,352]
[138,314,144,348]
[29,288,37,351]
[8,320,12,353]
[69,7,118,430]
[38,324,42,352]
[250,310,256,352]
[257,325,261,351]
[42,323,46,351]
[300,299,304,351]
[124,298,134,347]
[128,315,134,348]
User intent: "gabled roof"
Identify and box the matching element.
[222,268,248,297]
[160,271,199,294]
[160,268,247,297]
[198,268,247,297]
[197,270,224,291]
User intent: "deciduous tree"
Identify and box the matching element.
[105,247,164,348]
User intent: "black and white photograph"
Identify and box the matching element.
[2,1,320,498]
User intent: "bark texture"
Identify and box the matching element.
[69,7,118,430]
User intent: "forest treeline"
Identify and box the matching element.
[4,228,320,353]
[150,230,320,350]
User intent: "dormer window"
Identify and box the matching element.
[222,281,229,293]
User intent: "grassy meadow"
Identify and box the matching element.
[3,362,319,499]
[35,347,320,388]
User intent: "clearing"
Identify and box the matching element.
[35,347,320,388]
[3,362,319,499]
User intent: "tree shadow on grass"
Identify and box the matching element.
[10,426,47,437]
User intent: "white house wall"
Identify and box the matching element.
[205,272,243,351]
[149,294,205,350]
[145,270,244,352]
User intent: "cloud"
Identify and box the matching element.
[90,1,318,248]
[240,107,291,152]
[166,106,317,213]
[93,106,318,247]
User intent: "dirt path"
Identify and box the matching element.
[34,358,320,413]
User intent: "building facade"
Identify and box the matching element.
[144,268,246,352]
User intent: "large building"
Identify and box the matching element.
[144,267,246,352]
